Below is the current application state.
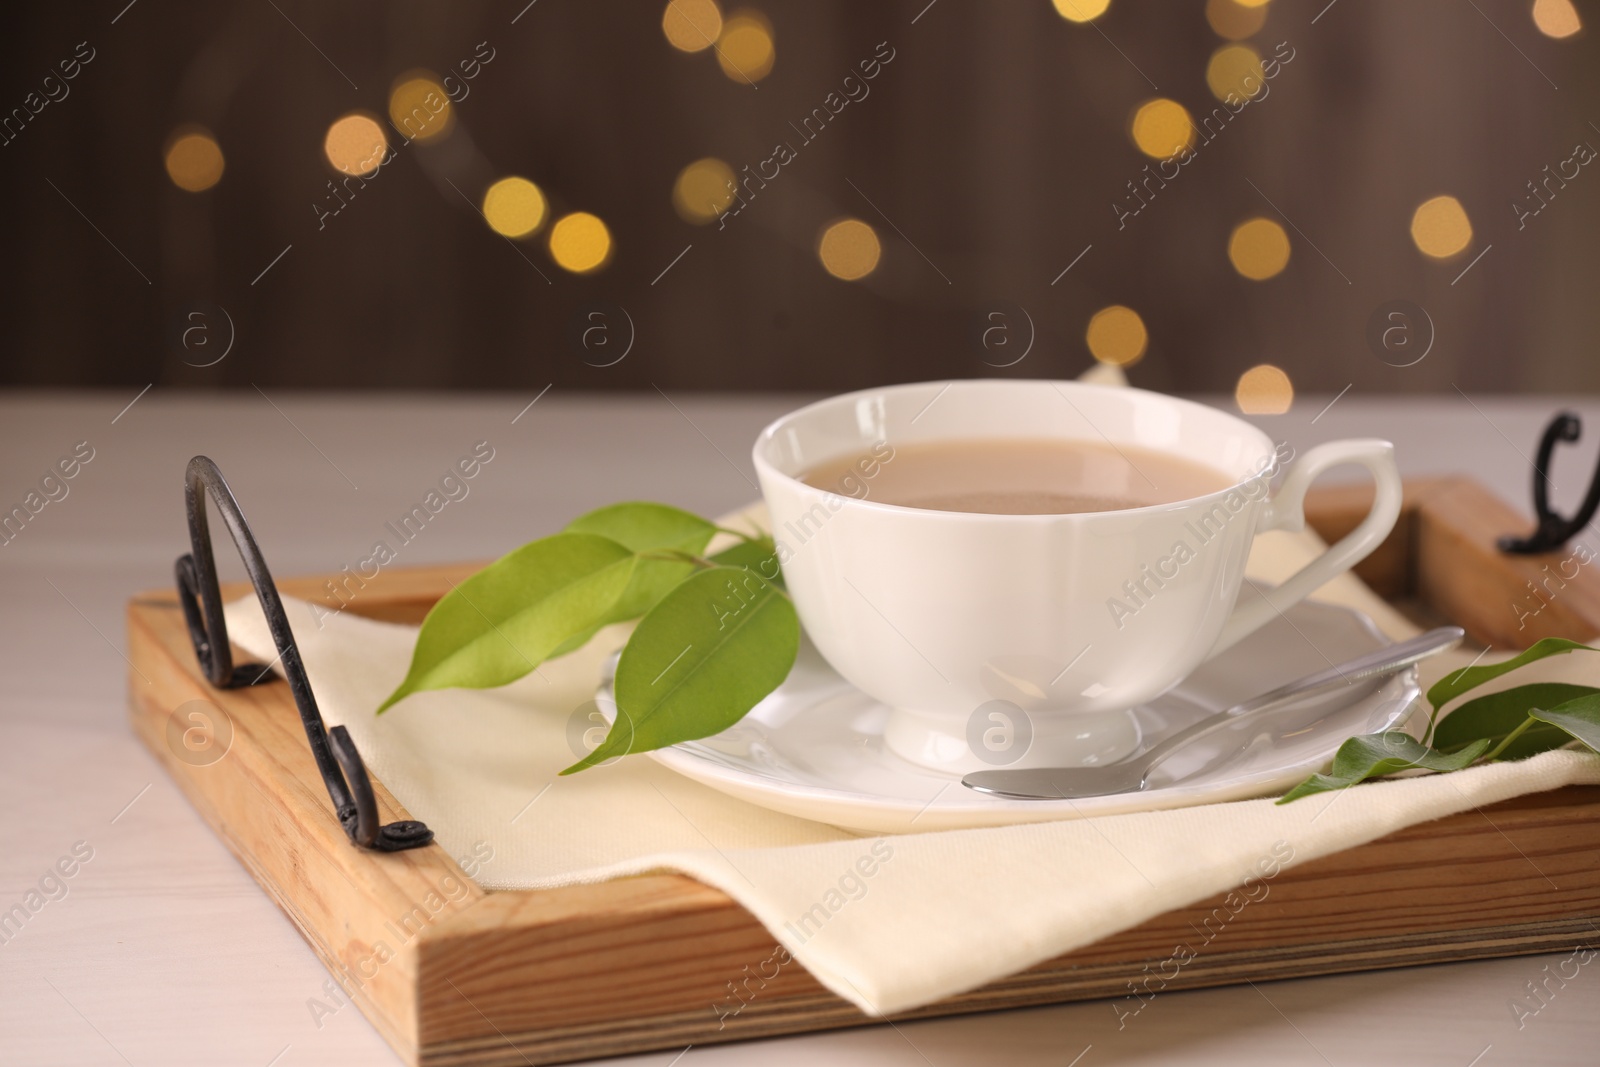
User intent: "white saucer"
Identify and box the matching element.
[596,591,1421,833]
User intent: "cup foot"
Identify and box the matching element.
[882,703,1142,775]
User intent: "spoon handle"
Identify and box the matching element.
[1134,625,1466,784]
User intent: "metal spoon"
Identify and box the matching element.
[961,626,1464,800]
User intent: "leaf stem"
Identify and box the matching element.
[1477,714,1537,763]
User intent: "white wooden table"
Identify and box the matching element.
[2,389,1596,1066]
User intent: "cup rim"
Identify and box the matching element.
[751,378,1280,522]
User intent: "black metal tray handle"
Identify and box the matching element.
[174,455,433,852]
[1499,412,1600,555]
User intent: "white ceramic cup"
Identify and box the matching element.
[752,379,1403,774]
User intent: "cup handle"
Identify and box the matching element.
[1207,439,1404,657]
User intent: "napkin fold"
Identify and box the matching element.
[222,527,1600,1017]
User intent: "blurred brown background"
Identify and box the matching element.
[1,0,1597,397]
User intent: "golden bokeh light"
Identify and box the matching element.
[1051,0,1112,22]
[663,0,724,52]
[1228,217,1291,280]
[388,74,453,143]
[672,157,737,223]
[1085,305,1148,367]
[1233,0,1271,7]
[1206,44,1265,101]
[164,129,224,193]
[482,177,548,239]
[817,219,881,281]
[324,113,388,177]
[1205,0,1268,40]
[549,212,613,273]
[1410,195,1473,259]
[1532,0,1582,38]
[1130,98,1195,160]
[716,10,775,83]
[1235,364,1293,415]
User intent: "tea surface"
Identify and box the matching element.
[802,437,1233,515]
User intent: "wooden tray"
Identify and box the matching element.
[1303,475,1600,650]
[126,478,1600,1066]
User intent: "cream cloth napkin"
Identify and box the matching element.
[222,525,1600,1017]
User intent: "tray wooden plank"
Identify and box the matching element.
[127,587,487,1057]
[1300,476,1600,648]
[128,483,1600,1065]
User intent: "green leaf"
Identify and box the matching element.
[1277,732,1493,804]
[1433,683,1600,760]
[562,565,800,773]
[566,501,716,619]
[1426,638,1596,711]
[1327,732,1491,778]
[377,532,636,712]
[709,537,785,590]
[1282,637,1600,804]
[545,502,722,658]
[566,501,716,554]
[1277,772,1354,804]
[1530,690,1600,753]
